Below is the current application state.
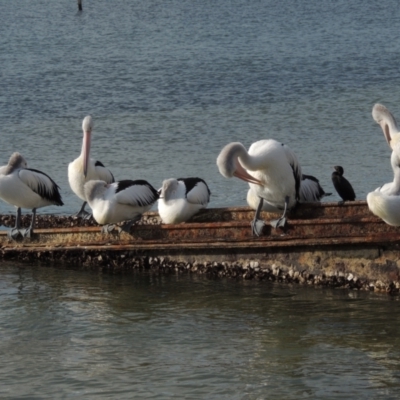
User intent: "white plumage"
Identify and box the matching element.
[246,174,330,211]
[158,178,211,224]
[216,139,301,234]
[84,179,158,232]
[367,191,400,226]
[367,104,400,225]
[0,152,63,238]
[68,115,114,217]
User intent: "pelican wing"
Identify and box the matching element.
[179,178,211,205]
[19,168,63,205]
[300,174,331,202]
[282,145,302,201]
[114,180,158,207]
[95,161,115,184]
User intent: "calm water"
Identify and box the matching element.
[2,0,400,397]
[1,263,400,399]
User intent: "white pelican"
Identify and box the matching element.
[0,153,63,239]
[158,177,211,224]
[68,116,115,218]
[331,166,356,202]
[371,104,400,195]
[246,174,331,211]
[367,191,400,226]
[372,103,400,151]
[216,139,301,235]
[84,179,158,233]
[367,104,400,225]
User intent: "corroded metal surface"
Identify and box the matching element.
[1,201,400,292]
[0,201,396,249]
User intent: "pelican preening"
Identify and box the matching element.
[216,139,302,235]
[2,110,381,238]
[158,177,211,224]
[84,179,159,233]
[367,104,400,225]
[68,116,115,218]
[331,166,356,203]
[0,153,63,239]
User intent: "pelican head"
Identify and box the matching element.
[81,115,93,178]
[372,104,399,148]
[159,178,179,201]
[216,142,262,185]
[8,152,28,170]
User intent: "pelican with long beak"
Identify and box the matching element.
[68,116,115,218]
[372,103,400,151]
[367,104,400,225]
[0,152,64,239]
[216,139,301,235]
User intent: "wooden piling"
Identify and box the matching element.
[78,0,82,11]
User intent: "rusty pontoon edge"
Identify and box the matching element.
[1,201,400,293]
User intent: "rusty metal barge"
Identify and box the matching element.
[1,201,400,293]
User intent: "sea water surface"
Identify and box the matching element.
[2,0,400,398]
[1,263,400,399]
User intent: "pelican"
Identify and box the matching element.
[372,103,400,151]
[216,139,301,235]
[0,152,63,239]
[246,174,331,211]
[84,179,158,233]
[367,104,400,225]
[371,104,400,195]
[331,166,356,202]
[158,177,211,224]
[299,174,331,202]
[367,191,400,226]
[68,116,115,218]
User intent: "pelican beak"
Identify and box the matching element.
[233,165,263,186]
[380,121,392,148]
[82,130,91,178]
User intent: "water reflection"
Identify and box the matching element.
[0,263,400,398]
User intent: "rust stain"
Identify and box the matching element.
[0,201,400,292]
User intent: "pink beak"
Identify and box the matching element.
[380,121,392,148]
[233,162,263,185]
[82,130,91,178]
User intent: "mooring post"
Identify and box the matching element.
[78,0,82,11]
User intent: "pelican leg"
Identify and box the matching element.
[270,196,289,229]
[73,201,92,219]
[22,208,36,238]
[251,198,266,236]
[118,215,142,234]
[8,207,23,240]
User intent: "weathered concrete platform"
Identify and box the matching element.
[1,201,399,294]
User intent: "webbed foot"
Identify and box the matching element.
[7,228,23,240]
[21,227,34,238]
[270,216,287,229]
[251,219,266,236]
